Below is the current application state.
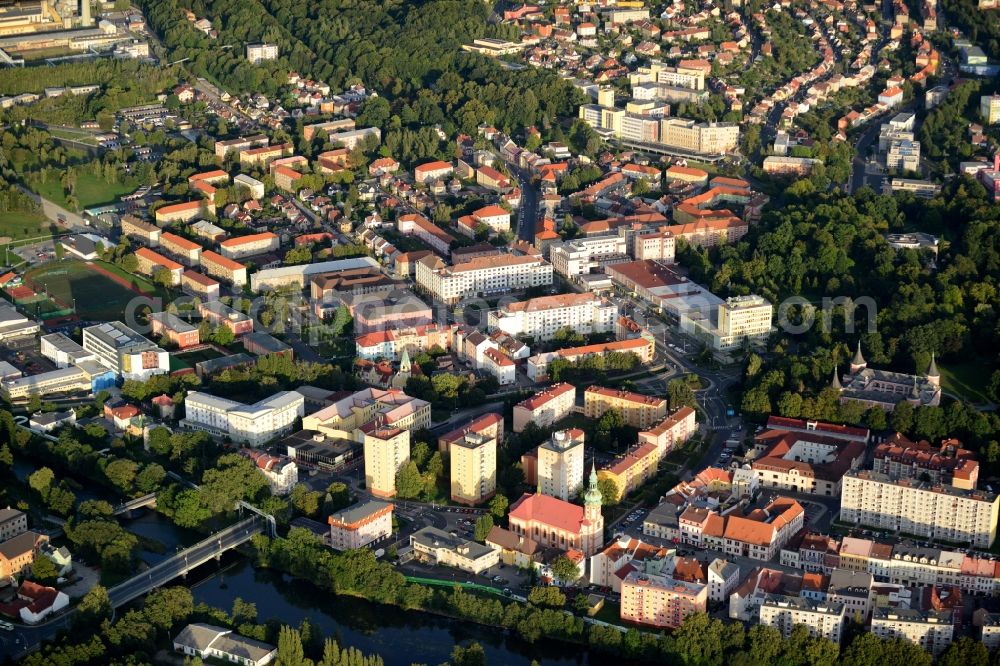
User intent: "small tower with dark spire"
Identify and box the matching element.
[849,341,867,374]
[926,352,940,388]
[907,376,921,405]
[831,365,842,391]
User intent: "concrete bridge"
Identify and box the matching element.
[112,493,157,516]
[107,515,266,608]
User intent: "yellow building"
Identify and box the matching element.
[584,385,667,429]
[363,427,410,499]
[450,431,497,506]
[598,441,660,499]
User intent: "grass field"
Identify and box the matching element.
[33,172,138,212]
[24,260,158,322]
[940,362,993,404]
[0,210,56,245]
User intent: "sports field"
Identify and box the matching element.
[23,260,159,322]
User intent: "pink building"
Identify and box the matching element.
[621,571,708,627]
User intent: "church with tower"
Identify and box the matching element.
[832,342,942,412]
[508,465,605,556]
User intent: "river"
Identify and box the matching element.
[124,511,592,665]
[14,456,593,665]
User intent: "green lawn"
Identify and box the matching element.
[940,361,993,404]
[48,127,99,146]
[171,347,224,370]
[33,172,139,212]
[0,210,57,244]
[24,260,160,322]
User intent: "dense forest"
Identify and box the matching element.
[138,0,585,151]
[942,0,1000,59]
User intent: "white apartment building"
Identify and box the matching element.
[681,294,773,351]
[633,231,676,262]
[512,382,576,433]
[707,559,741,603]
[415,254,553,305]
[871,608,954,656]
[327,500,393,550]
[658,118,739,156]
[246,43,278,63]
[656,66,705,90]
[840,470,1000,548]
[488,292,616,341]
[759,595,847,644]
[550,235,629,278]
[182,391,305,446]
[82,321,169,381]
[886,139,921,173]
[240,449,298,495]
[620,113,661,143]
[537,429,585,501]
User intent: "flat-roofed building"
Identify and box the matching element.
[82,321,169,381]
[362,426,410,498]
[450,431,497,505]
[621,570,707,628]
[410,526,499,574]
[1,361,114,401]
[759,594,847,644]
[584,385,667,429]
[182,390,305,447]
[40,332,94,368]
[512,382,575,433]
[549,234,629,278]
[840,470,1000,548]
[871,607,954,656]
[328,499,393,550]
[537,429,585,501]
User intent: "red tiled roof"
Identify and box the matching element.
[509,492,586,534]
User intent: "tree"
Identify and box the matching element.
[324,482,351,514]
[473,514,494,542]
[30,554,59,584]
[0,443,12,477]
[276,625,307,666]
[104,458,138,494]
[937,637,988,666]
[596,477,620,506]
[489,493,508,519]
[136,463,166,493]
[451,641,487,666]
[527,585,566,607]
[667,378,697,411]
[28,466,55,500]
[75,584,112,628]
[291,483,322,518]
[394,461,424,499]
[27,391,41,413]
[550,555,580,585]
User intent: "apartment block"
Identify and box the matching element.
[159,231,202,266]
[155,200,214,225]
[181,270,221,300]
[450,431,497,505]
[182,390,305,446]
[488,292,616,341]
[302,118,355,141]
[135,247,183,286]
[239,142,292,167]
[658,118,739,156]
[638,406,697,459]
[981,94,1000,124]
[758,594,847,644]
[621,571,707,628]
[327,499,393,550]
[198,300,254,336]
[0,508,27,542]
[872,432,978,489]
[120,215,161,246]
[584,386,667,429]
[599,441,659,498]
[415,253,553,305]
[512,382,575,433]
[840,470,1000,548]
[549,234,628,278]
[148,312,200,349]
[302,388,430,439]
[410,526,499,574]
[633,231,676,262]
[397,213,456,256]
[215,134,268,160]
[82,321,169,381]
[246,42,278,63]
[537,429,585,501]
[219,232,279,260]
[526,337,655,382]
[871,607,954,656]
[200,250,248,287]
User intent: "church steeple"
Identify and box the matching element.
[926,352,940,387]
[850,341,867,373]
[831,365,842,390]
[584,462,602,508]
[399,347,412,373]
